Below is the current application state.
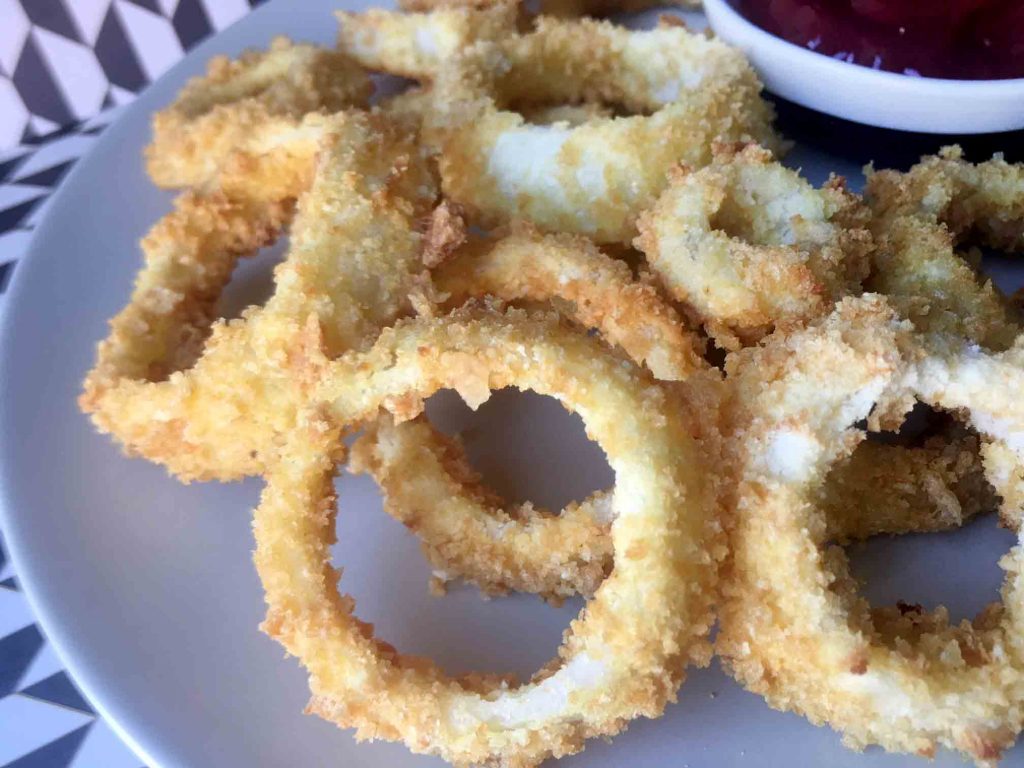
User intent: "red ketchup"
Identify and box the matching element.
[731,0,1024,80]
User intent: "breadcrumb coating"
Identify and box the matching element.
[426,17,780,242]
[146,37,372,190]
[81,113,437,481]
[637,143,873,349]
[867,145,1024,254]
[350,414,614,601]
[255,307,725,767]
[863,153,1022,356]
[434,225,707,379]
[336,4,517,81]
[718,295,1024,766]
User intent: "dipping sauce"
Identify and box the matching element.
[731,0,1024,80]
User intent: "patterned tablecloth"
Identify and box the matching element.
[0,2,267,764]
[0,109,147,768]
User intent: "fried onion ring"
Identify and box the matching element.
[348,225,985,601]
[350,414,615,600]
[636,142,872,350]
[867,145,1024,254]
[434,226,706,379]
[336,4,517,82]
[81,113,437,481]
[255,307,724,766]
[426,17,780,242]
[353,394,991,600]
[864,159,1020,353]
[718,295,1024,765]
[342,225,706,601]
[146,37,372,190]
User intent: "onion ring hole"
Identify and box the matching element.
[331,458,584,680]
[216,235,290,321]
[422,387,614,512]
[831,407,1012,625]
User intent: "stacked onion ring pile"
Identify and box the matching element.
[79,1,1024,765]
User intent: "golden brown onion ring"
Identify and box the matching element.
[336,4,517,82]
[348,223,708,598]
[81,113,437,481]
[146,38,372,190]
[351,414,615,600]
[394,0,700,17]
[718,295,1024,765]
[867,145,1024,254]
[343,226,706,601]
[255,307,724,766]
[434,226,707,379]
[349,225,987,601]
[865,160,1020,353]
[636,143,872,350]
[427,17,780,242]
[353,397,992,600]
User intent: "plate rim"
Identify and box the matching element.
[0,2,293,765]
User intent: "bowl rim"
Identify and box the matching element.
[702,0,1024,92]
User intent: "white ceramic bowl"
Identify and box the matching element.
[703,0,1024,134]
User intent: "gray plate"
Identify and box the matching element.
[1,1,1022,766]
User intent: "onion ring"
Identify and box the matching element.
[867,145,1024,253]
[80,113,437,481]
[636,142,872,350]
[434,225,706,379]
[146,37,372,190]
[353,397,991,600]
[341,225,706,601]
[336,4,517,82]
[255,306,724,766]
[865,160,1020,353]
[347,226,985,601]
[350,413,615,599]
[717,294,1024,764]
[426,17,780,242]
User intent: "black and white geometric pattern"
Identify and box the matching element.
[0,112,146,765]
[1,4,275,762]
[0,107,122,297]
[0,0,269,150]
[0,534,143,766]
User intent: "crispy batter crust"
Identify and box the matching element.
[146,38,372,190]
[255,308,725,767]
[81,113,437,481]
[821,424,996,543]
[864,155,1021,353]
[867,145,1024,254]
[350,414,615,600]
[637,143,873,350]
[427,17,780,242]
[435,225,707,379]
[718,295,1024,766]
